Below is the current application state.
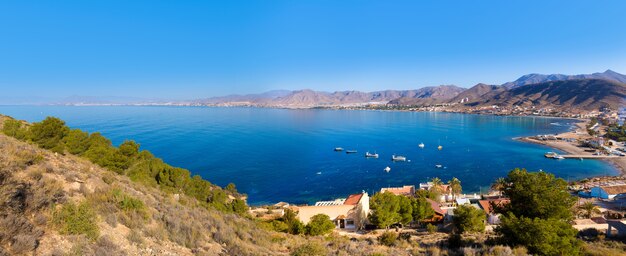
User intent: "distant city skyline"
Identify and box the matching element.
[1,1,625,100]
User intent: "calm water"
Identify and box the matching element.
[0,106,618,205]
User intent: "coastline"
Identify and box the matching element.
[516,121,626,176]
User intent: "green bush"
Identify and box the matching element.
[452,204,486,233]
[378,231,398,246]
[53,201,99,240]
[426,223,437,233]
[291,242,327,256]
[305,214,335,236]
[29,117,69,153]
[2,119,28,140]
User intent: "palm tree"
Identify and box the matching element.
[448,177,462,199]
[429,177,443,200]
[578,202,601,218]
[491,177,507,197]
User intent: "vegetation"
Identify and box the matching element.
[606,123,626,142]
[2,116,244,215]
[369,191,434,229]
[53,202,100,240]
[494,168,582,255]
[448,177,462,198]
[378,231,398,246]
[578,202,601,219]
[304,214,335,236]
[452,204,486,233]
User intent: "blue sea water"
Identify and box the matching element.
[0,106,618,205]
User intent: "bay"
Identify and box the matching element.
[0,106,617,205]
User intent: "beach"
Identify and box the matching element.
[518,121,626,175]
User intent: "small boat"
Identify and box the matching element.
[391,155,407,161]
[346,150,358,154]
[553,155,565,160]
[316,172,322,175]
[418,143,425,148]
[435,164,443,168]
[334,147,344,151]
[544,152,557,158]
[365,152,379,158]
[384,166,391,172]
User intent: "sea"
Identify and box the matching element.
[0,106,618,205]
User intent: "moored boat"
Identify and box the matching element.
[365,152,379,158]
[334,147,344,151]
[544,152,556,158]
[418,143,425,148]
[384,166,391,172]
[435,164,443,168]
[346,150,358,154]
[391,155,407,161]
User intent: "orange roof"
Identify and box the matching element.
[426,198,446,215]
[478,198,510,215]
[344,193,364,205]
[381,185,415,196]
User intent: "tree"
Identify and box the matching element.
[119,140,140,158]
[411,196,434,224]
[578,202,601,219]
[496,213,581,256]
[491,177,507,197]
[230,199,248,215]
[225,183,238,194]
[494,169,582,255]
[29,117,70,153]
[448,177,462,199]
[429,177,444,200]
[369,192,413,229]
[63,129,91,155]
[305,214,335,236]
[496,168,575,220]
[452,205,486,233]
[2,119,28,140]
[282,208,305,235]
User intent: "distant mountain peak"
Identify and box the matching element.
[502,70,626,88]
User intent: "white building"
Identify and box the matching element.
[295,192,370,230]
[591,185,626,200]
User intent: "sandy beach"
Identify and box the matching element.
[518,121,626,175]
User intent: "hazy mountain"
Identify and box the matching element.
[194,90,292,105]
[502,69,626,88]
[386,85,466,105]
[449,83,506,104]
[481,79,626,111]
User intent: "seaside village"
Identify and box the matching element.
[250,177,626,238]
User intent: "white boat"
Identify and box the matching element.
[438,145,443,150]
[391,155,407,161]
[384,166,391,172]
[418,143,425,148]
[365,152,379,158]
[553,155,565,160]
[334,147,344,151]
[435,164,443,168]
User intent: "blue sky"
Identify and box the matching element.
[1,1,625,100]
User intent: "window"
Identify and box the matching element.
[346,220,355,226]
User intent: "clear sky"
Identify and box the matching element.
[1,1,625,100]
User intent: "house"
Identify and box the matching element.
[295,192,369,230]
[478,198,510,225]
[380,185,415,197]
[425,198,446,223]
[588,137,605,149]
[590,185,626,200]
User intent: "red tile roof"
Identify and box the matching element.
[381,185,415,196]
[344,193,363,205]
[426,198,446,215]
[478,198,510,215]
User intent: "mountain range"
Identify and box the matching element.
[192,70,626,111]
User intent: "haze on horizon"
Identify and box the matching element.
[1,0,625,102]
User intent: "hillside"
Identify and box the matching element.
[449,83,506,104]
[477,79,626,111]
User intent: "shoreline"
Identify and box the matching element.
[516,121,626,176]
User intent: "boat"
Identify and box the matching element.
[544,152,557,158]
[438,145,443,150]
[334,147,344,151]
[435,164,443,168]
[391,155,407,161]
[365,152,379,158]
[346,150,358,154]
[553,155,565,160]
[384,166,391,172]
[418,143,425,148]
[316,172,322,175]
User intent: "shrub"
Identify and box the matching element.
[426,223,437,233]
[53,201,99,240]
[29,117,70,152]
[291,242,327,256]
[305,214,335,236]
[2,119,28,140]
[378,231,398,246]
[452,204,486,233]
